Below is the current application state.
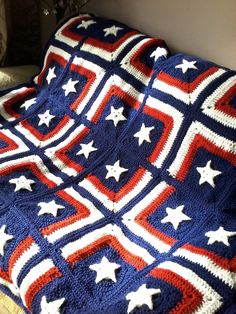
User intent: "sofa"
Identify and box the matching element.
[0,14,235,314]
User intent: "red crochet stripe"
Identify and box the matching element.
[91,85,141,124]
[0,132,19,153]
[25,267,62,311]
[135,185,176,246]
[85,31,139,52]
[54,126,90,173]
[215,83,236,118]
[150,268,202,314]
[66,235,147,270]
[70,65,97,111]
[4,87,36,119]
[130,38,164,77]
[144,105,174,164]
[87,166,147,202]
[8,236,35,277]
[181,243,232,271]
[21,115,71,141]
[41,189,90,237]
[157,66,218,93]
[176,133,236,181]
[38,53,68,86]
[0,162,57,188]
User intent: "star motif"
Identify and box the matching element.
[76,140,98,159]
[134,123,155,146]
[105,160,128,182]
[161,205,191,230]
[38,200,65,217]
[196,160,222,188]
[150,47,168,61]
[89,256,121,283]
[9,175,35,192]
[40,296,65,314]
[126,284,161,313]
[77,19,96,29]
[46,66,56,84]
[105,106,127,127]
[103,25,123,37]
[38,110,55,127]
[175,59,197,73]
[0,225,13,256]
[62,78,79,96]
[205,226,236,246]
[20,97,37,110]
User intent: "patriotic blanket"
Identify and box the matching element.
[0,14,236,314]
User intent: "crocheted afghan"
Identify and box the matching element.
[0,14,236,314]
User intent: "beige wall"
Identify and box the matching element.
[84,0,236,70]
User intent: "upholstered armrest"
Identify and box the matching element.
[0,65,39,89]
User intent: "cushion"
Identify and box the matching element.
[0,14,235,314]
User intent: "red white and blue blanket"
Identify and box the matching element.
[0,13,236,314]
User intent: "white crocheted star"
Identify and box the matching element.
[134,123,155,146]
[105,160,128,182]
[103,25,123,37]
[9,175,35,192]
[20,97,37,110]
[126,283,161,313]
[40,296,65,314]
[38,110,55,127]
[205,226,236,246]
[105,106,127,127]
[175,59,197,73]
[150,47,168,61]
[161,205,191,230]
[46,67,56,85]
[0,225,13,256]
[38,200,65,217]
[89,256,121,283]
[196,160,222,188]
[77,20,96,29]
[77,140,98,159]
[62,78,79,96]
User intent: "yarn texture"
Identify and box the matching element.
[0,14,236,314]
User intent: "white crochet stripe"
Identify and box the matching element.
[34,45,71,84]
[79,170,152,212]
[146,96,184,168]
[0,129,29,159]
[157,261,222,313]
[0,87,28,121]
[173,247,235,288]
[15,117,74,148]
[153,78,189,104]
[81,33,143,62]
[45,187,104,243]
[19,258,55,306]
[0,277,20,297]
[168,121,236,178]
[0,155,63,185]
[71,57,106,115]
[201,74,236,129]
[120,37,155,85]
[61,223,155,265]
[11,243,40,287]
[85,74,145,121]
[54,14,91,48]
[191,68,226,103]
[44,124,87,177]
[153,68,225,105]
[122,181,172,253]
